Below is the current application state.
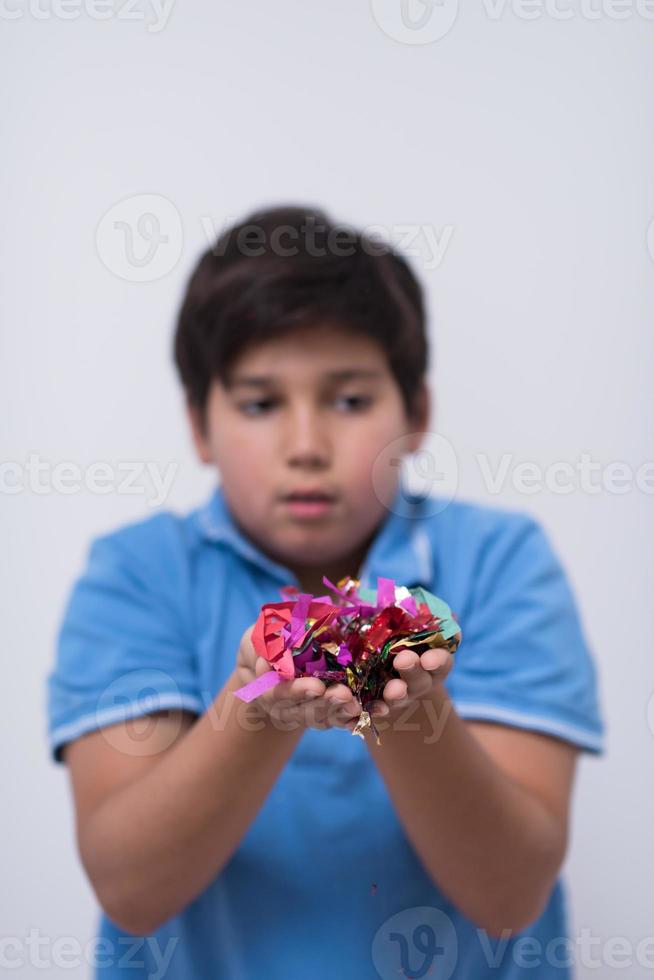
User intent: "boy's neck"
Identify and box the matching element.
[289,536,374,597]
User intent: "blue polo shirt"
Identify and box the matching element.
[46,484,606,979]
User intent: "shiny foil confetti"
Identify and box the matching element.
[234,575,462,745]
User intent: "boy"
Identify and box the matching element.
[46,205,605,979]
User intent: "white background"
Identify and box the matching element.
[2,0,653,976]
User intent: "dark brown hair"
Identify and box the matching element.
[173,204,429,428]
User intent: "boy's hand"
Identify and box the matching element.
[367,640,459,720]
[236,626,362,732]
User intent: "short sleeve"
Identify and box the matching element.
[447,513,607,755]
[46,524,205,764]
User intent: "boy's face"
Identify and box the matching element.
[188,323,430,593]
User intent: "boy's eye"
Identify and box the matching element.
[237,398,278,416]
[235,394,373,417]
[334,394,372,412]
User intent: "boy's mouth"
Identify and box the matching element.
[281,487,338,520]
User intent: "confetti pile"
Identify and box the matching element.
[234,575,462,744]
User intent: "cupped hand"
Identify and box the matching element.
[366,640,459,720]
[236,625,362,732]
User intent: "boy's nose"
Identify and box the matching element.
[283,410,331,469]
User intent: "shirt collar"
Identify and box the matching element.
[195,482,434,592]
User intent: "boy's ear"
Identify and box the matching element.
[186,399,212,464]
[405,380,432,453]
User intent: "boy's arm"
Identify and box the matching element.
[65,666,304,935]
[366,683,577,938]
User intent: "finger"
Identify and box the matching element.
[323,694,361,726]
[304,687,361,730]
[336,699,362,720]
[268,693,328,730]
[392,650,419,672]
[332,705,361,729]
[419,647,453,681]
[303,699,331,730]
[322,683,357,705]
[383,677,409,704]
[267,675,326,705]
[391,651,434,700]
[369,699,390,718]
